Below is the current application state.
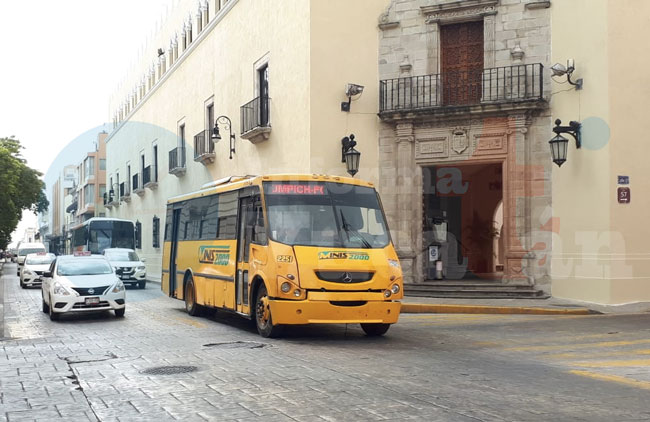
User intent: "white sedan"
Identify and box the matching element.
[103,248,147,289]
[20,253,56,288]
[41,254,126,321]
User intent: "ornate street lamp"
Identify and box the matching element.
[212,115,236,159]
[341,134,361,176]
[549,119,581,167]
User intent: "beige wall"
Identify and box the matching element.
[309,0,388,184]
[106,0,386,281]
[551,0,650,304]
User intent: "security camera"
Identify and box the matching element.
[345,83,364,97]
[550,63,567,77]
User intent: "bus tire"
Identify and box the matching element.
[254,284,283,338]
[360,323,390,336]
[184,276,202,316]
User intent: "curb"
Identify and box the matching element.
[400,303,595,315]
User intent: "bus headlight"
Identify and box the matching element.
[384,290,392,298]
[391,284,400,294]
[281,282,291,293]
[293,289,301,297]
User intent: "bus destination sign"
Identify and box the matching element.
[269,184,326,195]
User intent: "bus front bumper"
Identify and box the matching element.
[268,298,401,325]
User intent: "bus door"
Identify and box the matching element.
[168,206,182,298]
[235,188,266,314]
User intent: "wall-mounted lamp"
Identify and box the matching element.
[549,119,581,167]
[341,83,364,112]
[551,59,583,90]
[212,115,236,159]
[341,134,361,176]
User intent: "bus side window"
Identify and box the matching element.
[252,196,267,245]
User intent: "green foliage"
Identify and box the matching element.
[0,136,49,250]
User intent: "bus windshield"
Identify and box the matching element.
[264,181,390,248]
[88,221,135,253]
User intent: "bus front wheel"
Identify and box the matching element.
[360,323,390,336]
[254,285,283,338]
[184,277,202,316]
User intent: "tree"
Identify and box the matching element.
[0,136,49,250]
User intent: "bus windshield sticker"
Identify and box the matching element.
[277,255,293,263]
[199,246,230,265]
[318,251,370,260]
[268,184,326,195]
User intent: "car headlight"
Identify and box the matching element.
[112,280,125,293]
[53,281,71,296]
[136,266,146,271]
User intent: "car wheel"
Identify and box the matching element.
[48,295,59,321]
[254,284,283,338]
[42,293,49,314]
[115,308,125,318]
[138,280,146,289]
[360,323,390,336]
[20,278,25,288]
[184,276,203,316]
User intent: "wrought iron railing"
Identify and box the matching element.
[240,96,270,134]
[143,166,151,185]
[379,63,544,113]
[194,130,214,159]
[169,146,186,172]
[132,173,140,191]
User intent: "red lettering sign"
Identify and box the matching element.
[269,184,325,195]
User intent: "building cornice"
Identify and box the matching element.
[106,0,240,144]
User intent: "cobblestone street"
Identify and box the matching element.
[2,263,650,421]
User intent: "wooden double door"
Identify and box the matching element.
[440,21,484,106]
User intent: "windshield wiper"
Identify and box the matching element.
[339,210,372,248]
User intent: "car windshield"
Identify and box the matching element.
[104,250,139,262]
[57,259,113,276]
[19,248,45,256]
[264,181,390,248]
[25,255,55,265]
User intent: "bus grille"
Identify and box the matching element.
[315,271,374,283]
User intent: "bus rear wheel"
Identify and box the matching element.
[254,285,283,338]
[184,277,202,316]
[360,323,390,336]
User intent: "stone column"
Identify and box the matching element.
[503,114,532,284]
[395,122,417,283]
[425,20,440,74]
[483,12,496,68]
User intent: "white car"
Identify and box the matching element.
[103,248,147,289]
[41,254,126,321]
[20,252,56,288]
[16,242,47,275]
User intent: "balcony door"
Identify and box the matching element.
[441,21,484,106]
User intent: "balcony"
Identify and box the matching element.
[103,191,118,208]
[240,96,271,143]
[132,173,145,196]
[169,146,186,176]
[379,63,545,117]
[194,130,215,164]
[120,181,131,203]
[143,165,158,189]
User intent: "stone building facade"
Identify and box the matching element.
[377,0,553,288]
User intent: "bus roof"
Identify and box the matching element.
[70,217,135,230]
[167,174,376,205]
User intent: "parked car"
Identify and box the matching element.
[16,243,47,275]
[20,252,56,288]
[41,253,126,321]
[102,248,147,289]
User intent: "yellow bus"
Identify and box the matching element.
[161,174,403,337]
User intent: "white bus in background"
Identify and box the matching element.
[69,218,136,254]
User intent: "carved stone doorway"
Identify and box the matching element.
[422,162,503,281]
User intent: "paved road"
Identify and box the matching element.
[2,262,650,421]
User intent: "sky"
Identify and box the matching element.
[0,0,176,247]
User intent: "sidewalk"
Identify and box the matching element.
[401,295,650,315]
